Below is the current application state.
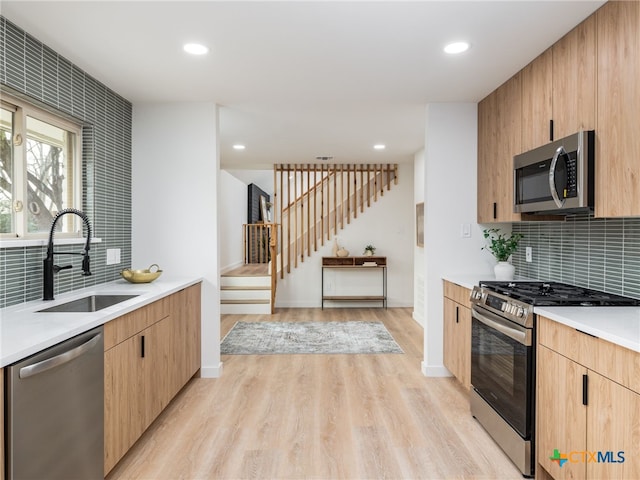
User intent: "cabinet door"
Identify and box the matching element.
[521,48,553,151]
[537,345,587,480]
[596,0,640,217]
[477,74,522,223]
[587,371,640,480]
[104,334,146,475]
[443,298,471,389]
[144,317,174,426]
[552,13,597,139]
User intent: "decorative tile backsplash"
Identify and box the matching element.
[0,17,132,308]
[512,214,640,299]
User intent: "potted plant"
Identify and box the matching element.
[363,244,376,256]
[482,228,523,280]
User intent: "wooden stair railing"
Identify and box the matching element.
[273,164,398,279]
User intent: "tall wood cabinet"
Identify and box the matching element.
[537,316,640,480]
[477,73,522,223]
[442,281,471,389]
[596,0,640,217]
[104,283,201,475]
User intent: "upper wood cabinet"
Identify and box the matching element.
[477,73,522,223]
[596,0,640,218]
[552,14,597,140]
[521,14,597,152]
[521,48,553,152]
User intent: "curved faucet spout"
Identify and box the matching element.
[43,208,93,300]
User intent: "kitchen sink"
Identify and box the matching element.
[37,294,139,313]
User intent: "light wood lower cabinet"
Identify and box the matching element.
[442,281,471,389]
[104,283,201,475]
[537,316,640,480]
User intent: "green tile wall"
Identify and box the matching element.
[512,215,640,299]
[0,17,132,307]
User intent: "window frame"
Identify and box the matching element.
[0,94,83,240]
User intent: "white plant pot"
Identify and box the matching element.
[494,261,515,281]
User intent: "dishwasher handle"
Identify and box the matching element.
[19,332,102,379]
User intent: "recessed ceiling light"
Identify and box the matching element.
[233,144,245,150]
[183,43,209,55]
[444,42,470,55]
[373,144,386,150]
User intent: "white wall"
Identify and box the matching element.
[219,170,248,272]
[276,162,414,308]
[132,102,221,378]
[421,103,492,377]
[413,149,425,327]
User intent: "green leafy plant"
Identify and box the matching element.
[482,228,523,262]
[364,244,376,254]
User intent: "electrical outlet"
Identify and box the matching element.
[106,248,121,265]
[526,246,533,263]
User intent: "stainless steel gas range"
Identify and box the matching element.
[469,281,640,478]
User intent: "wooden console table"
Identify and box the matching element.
[321,256,387,309]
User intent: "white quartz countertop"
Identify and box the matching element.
[0,276,202,367]
[535,306,640,353]
[441,273,494,291]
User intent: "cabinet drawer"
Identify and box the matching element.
[443,281,471,309]
[538,316,640,394]
[104,298,169,350]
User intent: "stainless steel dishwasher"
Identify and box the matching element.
[6,326,104,480]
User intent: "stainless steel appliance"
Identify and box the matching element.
[514,130,594,214]
[469,281,640,478]
[6,326,104,480]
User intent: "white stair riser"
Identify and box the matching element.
[221,303,271,315]
[221,276,270,287]
[220,289,271,301]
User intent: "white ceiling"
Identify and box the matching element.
[1,1,605,170]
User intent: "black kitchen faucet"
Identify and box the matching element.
[43,208,92,300]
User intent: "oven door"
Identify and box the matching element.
[471,305,534,439]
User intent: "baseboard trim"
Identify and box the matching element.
[412,311,424,327]
[421,362,452,378]
[200,362,223,378]
[220,261,244,274]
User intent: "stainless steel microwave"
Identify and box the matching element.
[514,130,594,214]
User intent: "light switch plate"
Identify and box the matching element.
[526,247,533,263]
[461,223,471,238]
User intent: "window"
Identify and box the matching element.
[0,96,82,238]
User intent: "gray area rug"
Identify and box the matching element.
[220,321,404,355]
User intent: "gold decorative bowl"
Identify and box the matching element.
[121,264,163,284]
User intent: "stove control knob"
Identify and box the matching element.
[516,307,525,318]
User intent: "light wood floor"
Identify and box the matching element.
[107,308,522,480]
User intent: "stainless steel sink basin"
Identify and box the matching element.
[37,294,138,313]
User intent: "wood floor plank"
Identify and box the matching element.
[107,307,522,480]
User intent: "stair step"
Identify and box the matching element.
[221,299,270,305]
[221,285,270,290]
[221,302,271,315]
[221,289,271,301]
[221,276,271,287]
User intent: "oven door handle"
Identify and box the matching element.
[471,307,532,346]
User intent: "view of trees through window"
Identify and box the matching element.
[0,100,78,237]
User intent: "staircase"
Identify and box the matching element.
[274,163,398,278]
[220,264,272,314]
[221,163,398,314]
